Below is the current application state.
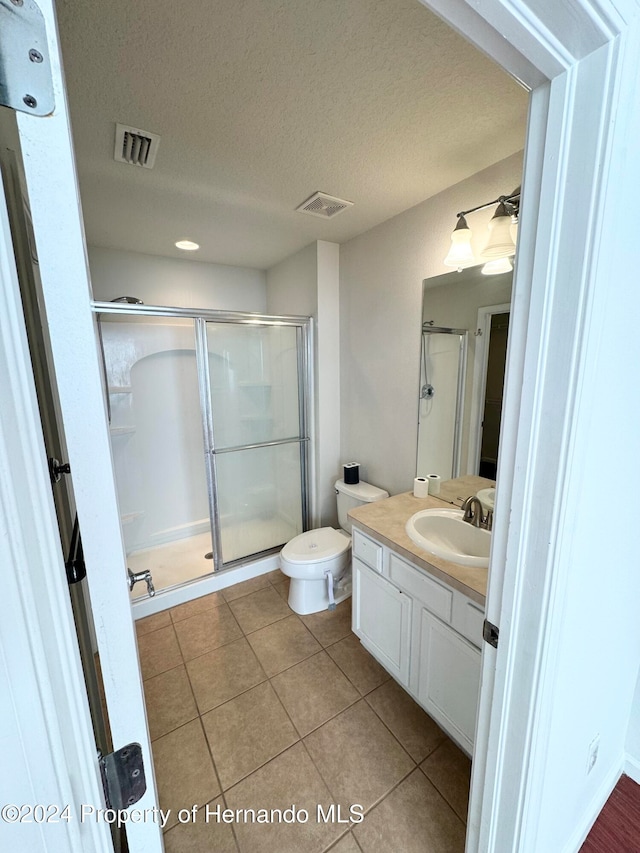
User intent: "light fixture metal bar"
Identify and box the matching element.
[456,187,521,219]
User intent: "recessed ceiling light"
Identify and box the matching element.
[175,240,199,251]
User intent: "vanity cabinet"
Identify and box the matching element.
[351,527,484,755]
[352,557,412,686]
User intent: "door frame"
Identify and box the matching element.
[3,1,640,852]
[0,171,111,852]
[467,302,510,476]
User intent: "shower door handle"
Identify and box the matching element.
[127,568,155,597]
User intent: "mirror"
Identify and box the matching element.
[417,264,512,481]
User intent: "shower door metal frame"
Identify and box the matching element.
[419,323,468,479]
[93,301,313,574]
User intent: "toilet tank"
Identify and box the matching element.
[335,479,389,534]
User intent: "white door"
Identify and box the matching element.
[3,2,162,851]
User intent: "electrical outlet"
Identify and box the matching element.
[587,735,600,774]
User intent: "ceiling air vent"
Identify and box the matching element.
[296,191,354,219]
[114,123,161,169]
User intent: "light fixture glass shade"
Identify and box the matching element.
[480,202,516,260]
[481,257,513,276]
[443,215,475,268]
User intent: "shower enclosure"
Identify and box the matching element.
[416,323,468,481]
[94,302,312,597]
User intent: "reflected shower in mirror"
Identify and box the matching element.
[417,264,512,479]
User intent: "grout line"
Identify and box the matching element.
[220,737,302,795]
[418,758,470,826]
[417,763,468,828]
[197,714,226,815]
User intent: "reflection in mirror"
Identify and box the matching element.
[417,325,467,480]
[417,264,512,479]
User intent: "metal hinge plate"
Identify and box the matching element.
[0,0,54,116]
[483,619,499,649]
[99,743,147,810]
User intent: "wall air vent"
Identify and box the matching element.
[114,123,161,169]
[296,191,354,219]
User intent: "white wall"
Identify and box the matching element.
[266,242,318,317]
[88,246,267,311]
[267,241,341,527]
[339,151,523,496]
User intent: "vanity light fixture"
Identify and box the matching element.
[443,188,520,274]
[443,215,476,269]
[481,257,513,276]
[175,239,200,251]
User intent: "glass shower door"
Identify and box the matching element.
[202,321,308,565]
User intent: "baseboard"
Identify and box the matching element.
[624,752,640,785]
[561,754,624,853]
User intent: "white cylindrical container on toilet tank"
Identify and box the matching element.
[279,478,389,615]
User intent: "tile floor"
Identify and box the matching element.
[136,570,471,853]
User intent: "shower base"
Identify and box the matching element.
[127,516,299,599]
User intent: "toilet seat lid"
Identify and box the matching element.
[281,527,351,565]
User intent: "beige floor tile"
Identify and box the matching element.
[163,796,238,853]
[304,701,414,812]
[353,769,466,853]
[152,719,220,830]
[201,681,298,790]
[225,742,342,853]
[135,610,171,637]
[326,635,390,696]
[366,678,447,762]
[228,586,292,634]
[420,739,472,823]
[222,574,271,602]
[328,833,362,853]
[143,665,198,741]
[187,637,267,714]
[137,625,183,680]
[300,600,353,647]
[272,651,359,736]
[272,579,291,602]
[174,603,242,661]
[247,615,321,677]
[264,569,287,585]
[170,591,225,623]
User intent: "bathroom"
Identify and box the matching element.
[6,0,640,850]
[33,1,527,850]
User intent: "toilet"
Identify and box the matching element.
[280,478,389,615]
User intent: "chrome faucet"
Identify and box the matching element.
[461,496,493,531]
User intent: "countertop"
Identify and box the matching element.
[347,476,494,606]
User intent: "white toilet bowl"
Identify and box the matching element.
[280,478,389,615]
[280,527,351,615]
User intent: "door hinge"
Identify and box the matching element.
[49,456,71,485]
[99,743,147,810]
[0,0,55,116]
[483,619,499,649]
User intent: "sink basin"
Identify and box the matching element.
[476,487,496,512]
[405,508,491,568]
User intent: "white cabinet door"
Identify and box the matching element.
[353,557,412,686]
[417,607,481,754]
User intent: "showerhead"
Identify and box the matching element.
[110,296,144,304]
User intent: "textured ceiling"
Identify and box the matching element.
[56,0,528,270]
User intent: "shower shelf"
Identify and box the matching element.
[108,385,132,394]
[110,426,136,435]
